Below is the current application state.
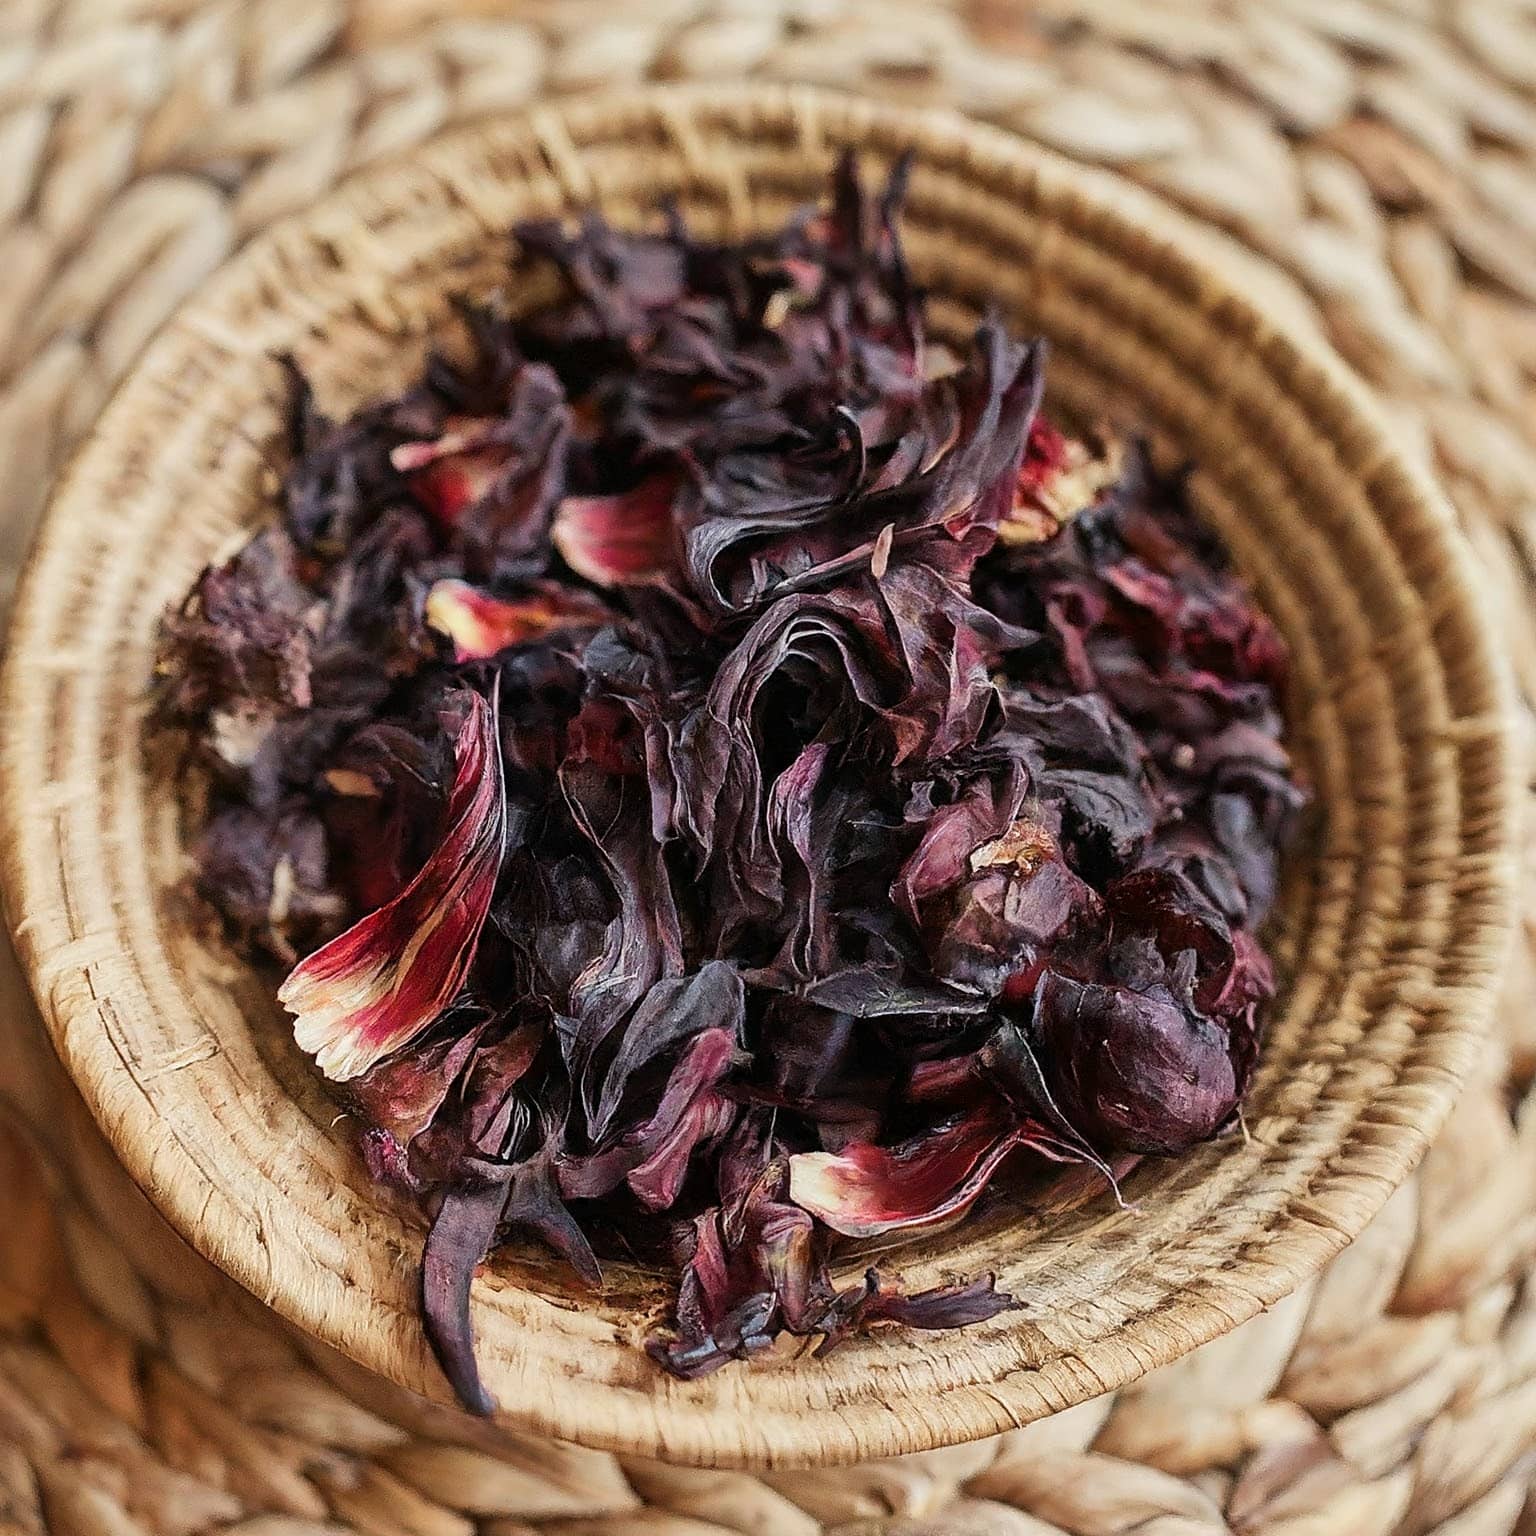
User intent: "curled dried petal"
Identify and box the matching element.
[278,692,505,1081]
[422,1180,507,1417]
[347,1018,488,1146]
[392,416,516,528]
[1030,969,1243,1156]
[788,1108,1023,1239]
[814,1268,1017,1356]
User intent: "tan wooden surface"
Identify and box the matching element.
[0,1,1534,1530]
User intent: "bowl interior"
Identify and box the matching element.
[0,87,1515,1467]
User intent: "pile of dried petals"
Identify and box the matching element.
[156,155,1304,1409]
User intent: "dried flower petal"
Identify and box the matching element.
[551,475,678,587]
[278,691,504,1081]
[347,1017,488,1145]
[788,1109,1024,1238]
[421,1179,507,1417]
[1001,418,1124,545]
[156,530,317,714]
[1030,967,1243,1156]
[814,1268,1017,1356]
[424,579,609,661]
[392,417,516,528]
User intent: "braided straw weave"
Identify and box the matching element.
[0,0,1529,1527]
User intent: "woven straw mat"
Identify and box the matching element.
[0,0,1534,1531]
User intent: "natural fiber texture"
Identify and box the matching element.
[0,0,1526,1525]
[1,82,1516,1465]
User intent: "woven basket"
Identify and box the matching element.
[0,84,1519,1470]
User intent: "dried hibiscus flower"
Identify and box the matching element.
[155,153,1305,1411]
[277,689,505,1082]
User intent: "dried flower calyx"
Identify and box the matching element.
[156,152,1304,1410]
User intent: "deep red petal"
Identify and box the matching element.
[278,692,505,1080]
[788,1108,1021,1238]
[552,475,677,587]
[424,579,609,661]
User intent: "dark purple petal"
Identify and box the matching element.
[1030,969,1244,1157]
[814,1268,1017,1356]
[588,962,744,1138]
[422,1180,510,1417]
[347,1018,489,1146]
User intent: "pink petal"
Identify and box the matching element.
[556,1028,737,1205]
[279,692,505,1081]
[424,579,609,662]
[391,417,513,528]
[627,1092,735,1211]
[788,1110,1022,1238]
[552,475,677,587]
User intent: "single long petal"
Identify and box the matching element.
[279,691,505,1081]
[788,1110,1021,1238]
[424,579,609,662]
[421,1179,508,1417]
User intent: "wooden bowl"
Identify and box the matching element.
[0,86,1518,1468]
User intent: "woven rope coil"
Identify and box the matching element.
[0,0,1534,1529]
[0,83,1519,1468]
